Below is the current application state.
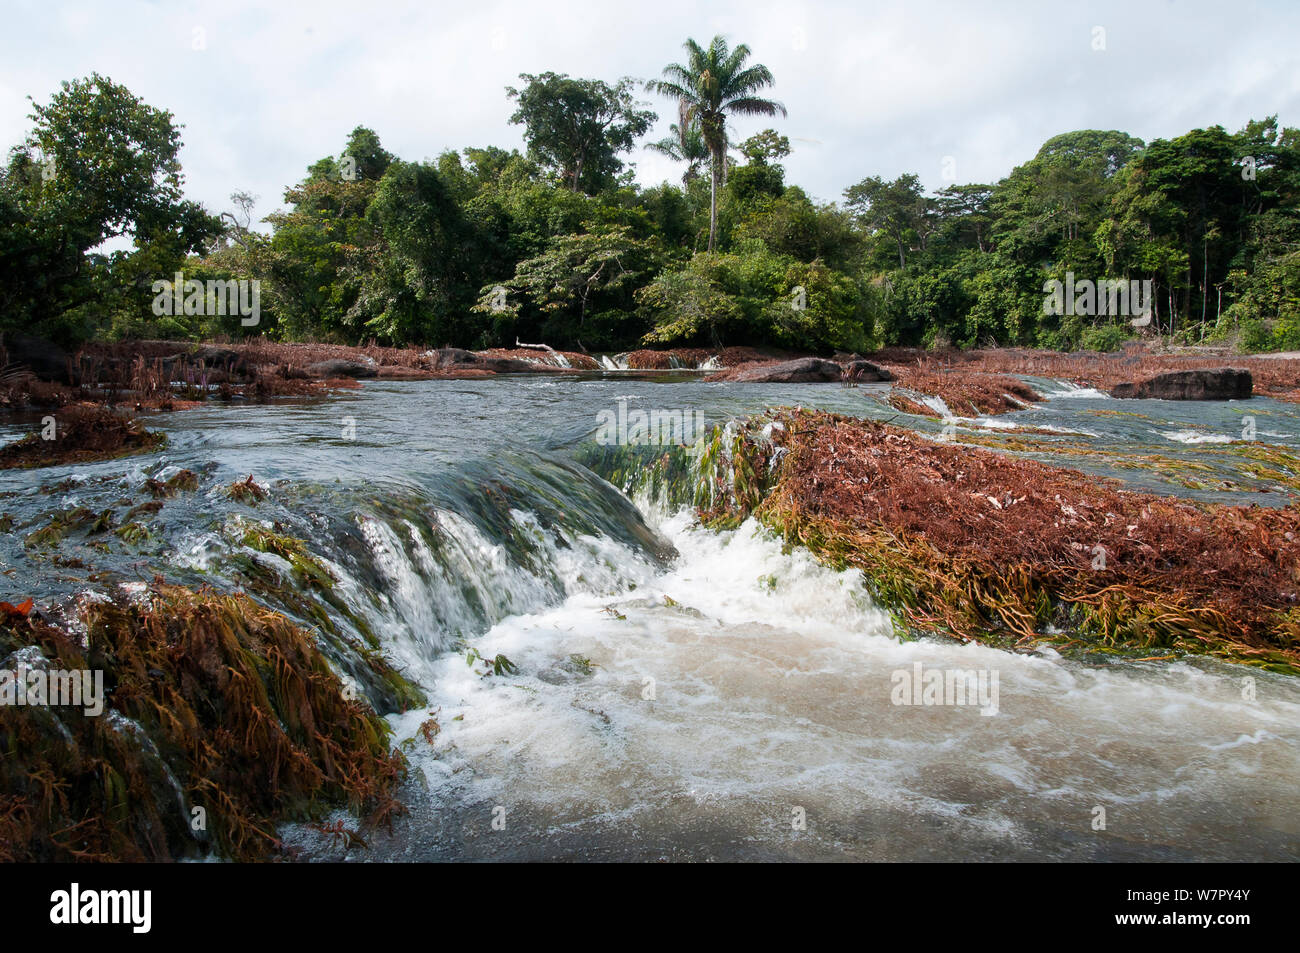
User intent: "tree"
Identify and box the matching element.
[843,174,936,268]
[0,74,219,341]
[340,125,393,182]
[991,130,1143,270]
[352,160,480,344]
[1103,127,1242,331]
[256,131,389,340]
[474,224,658,348]
[739,129,790,166]
[648,35,787,252]
[507,73,655,195]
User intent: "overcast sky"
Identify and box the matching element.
[2,0,1298,231]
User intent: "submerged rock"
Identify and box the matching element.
[1110,368,1253,400]
[729,357,843,383]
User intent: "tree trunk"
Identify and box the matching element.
[708,151,720,252]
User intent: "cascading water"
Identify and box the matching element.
[4,375,1298,860]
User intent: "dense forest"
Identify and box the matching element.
[3,35,1299,356]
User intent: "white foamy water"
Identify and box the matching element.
[1041,382,1111,399]
[358,508,1300,862]
[1159,429,1235,445]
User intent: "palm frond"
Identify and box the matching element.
[721,96,788,118]
[724,65,777,96]
[721,43,752,76]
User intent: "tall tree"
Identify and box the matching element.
[0,74,218,341]
[648,35,787,251]
[843,173,936,268]
[507,73,655,195]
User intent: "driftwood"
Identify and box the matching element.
[514,339,559,354]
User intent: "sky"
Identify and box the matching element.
[2,0,1298,233]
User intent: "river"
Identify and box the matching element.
[3,373,1298,860]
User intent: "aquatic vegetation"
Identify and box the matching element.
[689,410,1300,674]
[239,521,337,591]
[0,583,407,861]
[146,469,200,498]
[901,347,1300,404]
[113,521,155,547]
[883,368,1043,417]
[942,428,1299,498]
[1230,443,1300,492]
[1084,408,1149,419]
[417,710,441,744]
[465,647,518,676]
[218,518,425,715]
[886,393,936,417]
[0,406,165,470]
[228,474,269,505]
[23,507,97,549]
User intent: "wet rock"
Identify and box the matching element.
[843,360,894,382]
[304,359,378,379]
[1110,368,1252,400]
[431,347,552,374]
[729,358,843,383]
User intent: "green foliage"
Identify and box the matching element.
[351,160,481,345]
[638,245,870,353]
[1078,321,1136,352]
[0,74,220,344]
[507,73,655,195]
[473,224,660,349]
[4,65,1298,357]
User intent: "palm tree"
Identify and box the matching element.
[648,36,786,251]
[647,122,710,186]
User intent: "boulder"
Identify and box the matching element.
[431,347,552,374]
[843,360,894,382]
[304,359,378,379]
[1110,368,1252,400]
[730,358,843,383]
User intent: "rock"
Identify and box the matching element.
[1109,368,1252,400]
[843,360,894,382]
[729,358,843,383]
[431,347,554,374]
[304,359,378,379]
[6,334,71,383]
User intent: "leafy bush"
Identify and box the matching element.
[1079,322,1135,352]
